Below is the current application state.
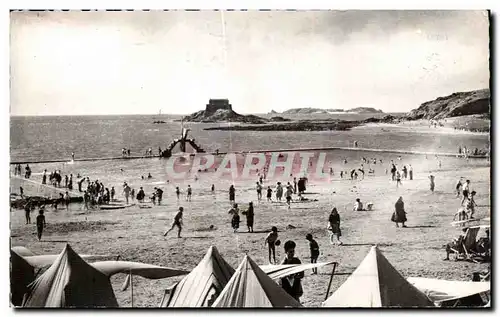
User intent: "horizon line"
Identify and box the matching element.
[9,111,409,117]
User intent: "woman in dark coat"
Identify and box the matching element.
[391,196,407,227]
[243,202,254,233]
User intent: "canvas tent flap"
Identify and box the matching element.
[407,277,490,303]
[323,246,434,307]
[22,254,111,269]
[92,261,189,279]
[159,246,235,307]
[212,255,302,308]
[11,246,35,257]
[261,261,336,280]
[22,244,119,308]
[10,250,35,307]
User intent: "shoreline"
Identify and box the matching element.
[9,146,488,165]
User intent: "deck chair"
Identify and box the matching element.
[461,227,481,262]
[446,227,480,261]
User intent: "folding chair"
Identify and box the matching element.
[461,227,481,262]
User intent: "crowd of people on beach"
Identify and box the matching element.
[13,148,489,304]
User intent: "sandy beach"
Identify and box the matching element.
[10,150,490,307]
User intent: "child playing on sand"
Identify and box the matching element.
[36,209,46,241]
[396,171,402,187]
[164,207,184,238]
[175,187,180,200]
[264,226,279,264]
[429,175,435,192]
[306,234,320,274]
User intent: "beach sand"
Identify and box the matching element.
[10,151,490,307]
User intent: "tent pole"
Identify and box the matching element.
[130,270,134,307]
[324,262,338,301]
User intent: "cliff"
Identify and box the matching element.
[406,89,490,120]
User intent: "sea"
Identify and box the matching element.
[10,114,489,163]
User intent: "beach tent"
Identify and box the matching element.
[22,244,119,307]
[211,255,302,308]
[159,245,335,307]
[407,277,490,306]
[323,246,434,307]
[159,246,235,307]
[10,246,112,307]
[21,244,189,307]
[10,250,35,306]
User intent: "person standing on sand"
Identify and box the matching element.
[280,241,305,302]
[211,184,215,193]
[64,191,71,210]
[429,175,435,192]
[243,202,254,233]
[285,184,293,209]
[137,187,145,203]
[123,184,131,204]
[461,180,471,206]
[36,209,46,241]
[276,182,283,202]
[156,187,163,205]
[71,152,75,161]
[256,182,262,201]
[306,234,320,274]
[266,186,273,202]
[409,165,413,180]
[164,207,184,238]
[42,170,47,185]
[110,187,115,201]
[390,164,397,181]
[24,201,32,224]
[402,166,408,179]
[264,226,279,264]
[131,188,135,201]
[391,197,407,228]
[455,179,462,198]
[175,187,180,200]
[229,185,236,204]
[293,177,297,194]
[228,203,240,233]
[466,191,478,219]
[328,208,343,245]
[186,185,192,202]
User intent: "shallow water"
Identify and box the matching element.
[10,114,489,162]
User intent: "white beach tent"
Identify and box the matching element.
[323,246,435,307]
[211,255,302,308]
[21,244,189,307]
[407,277,490,304]
[159,246,235,307]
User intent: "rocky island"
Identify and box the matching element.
[184,99,268,124]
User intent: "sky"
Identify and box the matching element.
[10,10,490,116]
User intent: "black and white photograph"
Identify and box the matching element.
[9,8,491,308]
